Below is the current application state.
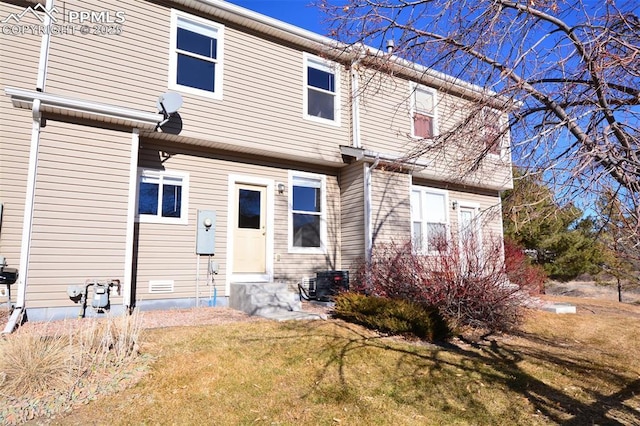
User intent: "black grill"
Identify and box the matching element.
[0,267,17,285]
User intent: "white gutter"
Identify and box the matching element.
[123,129,140,311]
[5,88,160,129]
[3,0,55,334]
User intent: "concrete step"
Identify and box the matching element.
[230,282,302,316]
[541,302,577,314]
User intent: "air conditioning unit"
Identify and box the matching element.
[315,270,349,302]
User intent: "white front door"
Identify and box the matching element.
[233,183,267,274]
[458,204,482,265]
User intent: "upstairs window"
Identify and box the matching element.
[304,54,339,124]
[289,172,326,253]
[137,169,189,224]
[412,85,437,139]
[169,10,224,99]
[482,107,505,156]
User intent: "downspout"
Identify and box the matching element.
[364,156,380,265]
[3,0,54,333]
[351,59,361,149]
[123,129,140,313]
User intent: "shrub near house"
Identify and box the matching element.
[346,237,540,334]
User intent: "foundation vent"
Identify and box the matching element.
[149,280,175,294]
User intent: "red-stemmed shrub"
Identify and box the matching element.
[351,236,531,332]
[503,238,547,295]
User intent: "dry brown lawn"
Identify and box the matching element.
[28,295,640,426]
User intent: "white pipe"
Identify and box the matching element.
[3,0,54,333]
[351,63,361,148]
[2,100,43,333]
[123,129,140,310]
[35,0,54,92]
[364,156,380,264]
[196,255,201,308]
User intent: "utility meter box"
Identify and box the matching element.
[196,210,216,255]
[91,284,110,309]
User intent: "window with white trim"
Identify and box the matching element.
[169,10,224,98]
[481,107,505,156]
[412,85,437,139]
[304,54,339,124]
[411,186,449,253]
[289,172,326,252]
[137,169,189,224]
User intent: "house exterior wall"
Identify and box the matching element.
[370,169,411,246]
[411,178,504,252]
[0,2,41,272]
[135,140,340,302]
[0,0,514,320]
[357,71,512,190]
[339,162,365,271]
[43,0,351,164]
[25,122,131,309]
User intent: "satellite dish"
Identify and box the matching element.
[156,92,183,114]
[155,92,184,134]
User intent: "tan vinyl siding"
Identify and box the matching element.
[358,73,413,156]
[357,71,512,190]
[136,141,341,299]
[25,122,131,309]
[0,1,42,270]
[370,169,411,246]
[43,0,350,165]
[339,162,365,271]
[447,188,504,243]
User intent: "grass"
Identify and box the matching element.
[43,296,640,425]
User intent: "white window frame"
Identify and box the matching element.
[136,168,189,225]
[288,170,327,254]
[411,186,449,254]
[481,107,507,158]
[303,53,341,126]
[168,9,224,99]
[410,83,438,139]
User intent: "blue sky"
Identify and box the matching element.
[228,0,331,35]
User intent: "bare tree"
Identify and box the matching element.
[320,0,640,238]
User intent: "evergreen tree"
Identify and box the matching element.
[502,170,605,281]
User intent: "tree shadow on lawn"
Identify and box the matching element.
[272,320,640,425]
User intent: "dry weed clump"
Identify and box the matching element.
[0,311,146,424]
[0,330,73,396]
